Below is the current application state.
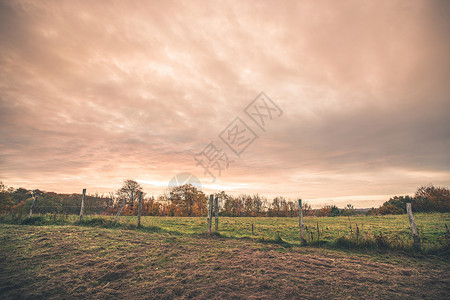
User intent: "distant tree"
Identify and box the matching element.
[223,195,239,216]
[168,184,206,216]
[270,197,285,217]
[11,188,32,204]
[372,185,449,214]
[342,204,355,216]
[302,201,313,216]
[378,203,404,215]
[317,205,332,217]
[106,192,116,209]
[155,194,171,216]
[214,191,229,212]
[252,194,264,216]
[243,195,254,216]
[0,187,14,213]
[330,205,340,217]
[287,200,297,217]
[414,184,450,212]
[385,196,410,213]
[366,207,377,216]
[141,196,161,216]
[224,195,244,217]
[280,198,289,217]
[372,195,413,215]
[116,179,143,210]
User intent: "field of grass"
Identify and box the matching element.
[3,213,447,253]
[1,223,449,299]
[134,214,450,251]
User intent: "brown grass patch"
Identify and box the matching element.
[0,224,449,299]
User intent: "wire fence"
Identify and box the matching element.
[8,190,304,218]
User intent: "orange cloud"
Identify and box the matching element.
[1,0,449,207]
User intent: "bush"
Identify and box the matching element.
[378,203,404,215]
[370,185,450,215]
[76,217,116,228]
[20,216,46,225]
[415,185,450,212]
[334,236,377,250]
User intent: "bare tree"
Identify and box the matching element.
[116,179,143,210]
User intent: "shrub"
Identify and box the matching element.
[76,217,116,228]
[378,203,404,215]
[20,216,46,225]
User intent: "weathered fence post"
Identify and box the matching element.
[114,198,126,224]
[137,191,143,227]
[298,199,304,244]
[317,222,320,241]
[348,216,353,234]
[207,194,213,234]
[79,188,86,221]
[406,202,420,250]
[214,196,219,232]
[29,193,38,218]
[130,191,134,211]
[356,223,360,242]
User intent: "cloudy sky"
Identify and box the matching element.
[1,0,449,207]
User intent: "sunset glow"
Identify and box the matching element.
[1,0,449,208]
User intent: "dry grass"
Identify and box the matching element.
[0,224,449,299]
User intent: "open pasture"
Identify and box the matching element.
[1,222,449,299]
[91,213,450,252]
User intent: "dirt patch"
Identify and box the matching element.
[0,224,449,299]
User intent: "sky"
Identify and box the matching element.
[0,0,449,208]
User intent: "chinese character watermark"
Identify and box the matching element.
[194,142,230,182]
[219,117,258,156]
[244,92,283,132]
[184,92,283,183]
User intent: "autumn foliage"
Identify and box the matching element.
[368,185,450,215]
[1,181,448,217]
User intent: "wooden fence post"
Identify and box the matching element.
[137,191,143,227]
[79,189,86,221]
[298,199,304,244]
[207,194,213,234]
[317,222,320,241]
[114,198,126,224]
[406,202,420,250]
[29,193,38,218]
[214,196,219,232]
[130,191,134,211]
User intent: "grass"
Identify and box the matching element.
[0,223,449,299]
[1,213,449,254]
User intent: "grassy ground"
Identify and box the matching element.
[133,214,450,251]
[1,223,449,299]
[8,213,445,252]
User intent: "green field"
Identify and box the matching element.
[2,213,449,253]
[133,214,450,250]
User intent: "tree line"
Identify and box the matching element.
[1,181,448,217]
[368,184,450,215]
